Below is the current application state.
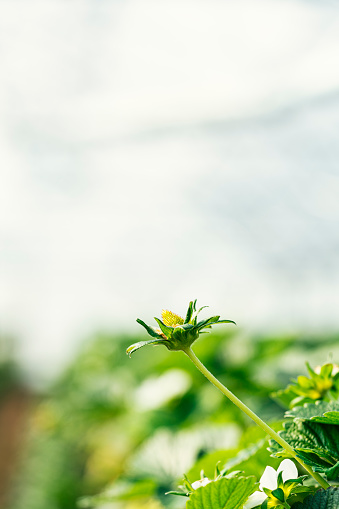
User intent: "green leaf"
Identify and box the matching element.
[186,475,256,509]
[186,450,238,482]
[286,401,339,425]
[187,435,281,487]
[221,439,267,474]
[292,487,339,509]
[78,480,157,507]
[287,485,318,505]
[270,400,339,480]
[136,318,163,338]
[269,419,339,480]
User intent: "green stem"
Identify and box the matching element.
[184,347,330,490]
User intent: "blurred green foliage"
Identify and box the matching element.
[6,329,339,509]
[272,363,339,409]
[0,337,22,401]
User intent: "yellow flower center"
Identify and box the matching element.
[161,310,184,327]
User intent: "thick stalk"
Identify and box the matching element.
[184,347,330,490]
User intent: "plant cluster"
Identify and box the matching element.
[122,301,339,509]
[8,301,339,509]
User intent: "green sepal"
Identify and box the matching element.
[215,461,221,477]
[126,339,166,357]
[184,300,210,326]
[196,316,221,330]
[196,317,236,331]
[319,363,333,378]
[136,318,164,339]
[191,305,209,325]
[271,487,285,502]
[283,477,308,500]
[153,317,174,338]
[184,300,196,324]
[196,305,209,315]
[183,474,194,492]
[305,361,317,377]
[297,376,314,389]
[261,499,269,509]
[165,490,189,497]
[171,325,199,350]
[172,324,195,337]
[283,476,306,489]
[277,471,284,489]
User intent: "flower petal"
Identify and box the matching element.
[277,459,298,483]
[191,477,212,490]
[243,491,267,509]
[260,466,278,491]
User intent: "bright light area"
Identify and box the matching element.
[1,0,339,380]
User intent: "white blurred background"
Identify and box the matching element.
[1,0,339,381]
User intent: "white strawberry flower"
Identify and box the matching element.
[191,477,212,490]
[244,459,298,508]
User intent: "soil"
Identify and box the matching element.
[0,389,33,508]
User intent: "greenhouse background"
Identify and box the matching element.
[1,0,339,508]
